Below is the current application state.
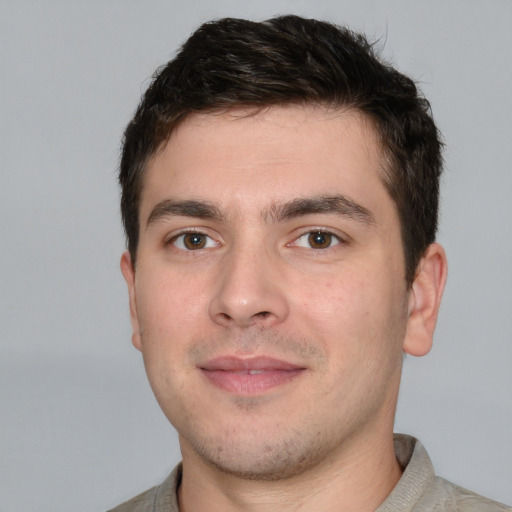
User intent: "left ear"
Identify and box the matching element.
[403,243,448,357]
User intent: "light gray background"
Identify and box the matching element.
[1,1,511,511]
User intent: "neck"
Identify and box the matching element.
[178,430,402,512]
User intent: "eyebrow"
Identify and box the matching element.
[146,199,224,229]
[145,194,375,229]
[265,195,376,226]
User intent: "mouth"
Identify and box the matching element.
[199,356,306,394]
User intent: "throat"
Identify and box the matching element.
[177,434,403,512]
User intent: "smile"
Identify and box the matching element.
[199,356,306,394]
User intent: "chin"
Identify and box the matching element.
[204,450,307,481]
[185,426,334,482]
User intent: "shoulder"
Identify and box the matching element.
[417,476,512,511]
[107,466,181,512]
[107,486,158,512]
[382,435,511,512]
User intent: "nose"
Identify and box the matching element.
[208,244,290,328]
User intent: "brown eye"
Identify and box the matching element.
[307,232,333,249]
[173,232,217,251]
[183,233,207,250]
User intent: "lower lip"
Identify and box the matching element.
[201,369,304,394]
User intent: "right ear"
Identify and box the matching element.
[120,251,142,351]
[402,243,447,357]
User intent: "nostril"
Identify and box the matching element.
[255,311,271,319]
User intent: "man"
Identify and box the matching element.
[111,15,510,512]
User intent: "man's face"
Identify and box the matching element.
[122,106,422,480]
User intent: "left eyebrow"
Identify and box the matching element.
[265,195,376,226]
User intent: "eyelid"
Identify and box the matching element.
[288,228,349,249]
[165,227,221,250]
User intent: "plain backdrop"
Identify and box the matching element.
[1,1,511,510]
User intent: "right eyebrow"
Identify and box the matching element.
[145,199,224,230]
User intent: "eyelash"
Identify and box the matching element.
[291,230,344,250]
[168,230,219,251]
[167,228,345,252]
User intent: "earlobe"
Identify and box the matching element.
[403,243,448,357]
[120,251,143,351]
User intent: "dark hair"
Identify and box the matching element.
[119,15,443,284]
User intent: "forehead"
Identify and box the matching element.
[140,105,392,222]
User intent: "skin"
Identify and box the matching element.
[121,105,447,512]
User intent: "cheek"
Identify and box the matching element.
[136,268,208,339]
[295,271,371,333]
[135,273,195,406]
[293,268,406,360]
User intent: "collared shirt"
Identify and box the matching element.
[108,435,511,511]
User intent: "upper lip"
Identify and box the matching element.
[200,356,305,372]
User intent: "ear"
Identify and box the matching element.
[120,251,143,351]
[403,243,448,357]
